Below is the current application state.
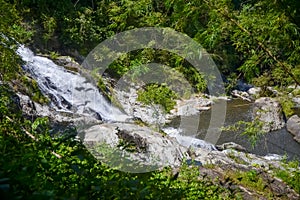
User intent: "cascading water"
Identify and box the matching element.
[17,45,129,122]
[16,45,218,151]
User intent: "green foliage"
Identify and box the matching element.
[9,0,300,89]
[41,14,57,46]
[275,159,300,194]
[278,95,295,117]
[137,83,178,113]
[228,169,271,197]
[117,139,142,153]
[97,77,107,94]
[49,51,59,60]
[0,0,31,81]
[19,75,49,104]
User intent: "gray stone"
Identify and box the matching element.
[114,86,167,126]
[79,122,188,173]
[247,87,261,97]
[216,142,247,152]
[263,153,284,161]
[253,97,285,132]
[231,90,251,102]
[17,92,100,125]
[172,97,212,116]
[17,93,52,118]
[287,115,300,143]
[114,84,212,126]
[292,97,300,107]
[54,56,81,72]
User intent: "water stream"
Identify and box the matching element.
[168,99,300,160]
[17,45,128,122]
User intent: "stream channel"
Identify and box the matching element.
[168,99,300,160]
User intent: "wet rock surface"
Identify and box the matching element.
[17,92,101,126]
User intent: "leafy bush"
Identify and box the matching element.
[137,83,178,113]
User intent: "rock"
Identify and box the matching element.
[263,154,284,161]
[216,142,248,152]
[253,97,285,132]
[179,135,217,151]
[79,122,188,173]
[171,97,212,117]
[247,87,261,97]
[287,115,300,143]
[162,127,217,151]
[114,84,212,125]
[53,56,81,72]
[115,86,167,126]
[231,90,251,102]
[17,92,100,125]
[18,93,52,118]
[292,97,300,108]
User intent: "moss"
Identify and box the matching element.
[203,163,216,169]
[226,170,272,198]
[227,151,247,165]
[278,95,294,117]
[274,159,300,194]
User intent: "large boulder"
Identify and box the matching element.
[253,97,285,132]
[78,122,188,173]
[287,115,300,143]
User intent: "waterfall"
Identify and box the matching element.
[17,45,128,122]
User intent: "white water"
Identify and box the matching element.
[17,45,128,122]
[162,127,217,151]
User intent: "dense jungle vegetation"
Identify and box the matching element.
[0,0,300,199]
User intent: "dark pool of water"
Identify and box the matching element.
[168,99,300,160]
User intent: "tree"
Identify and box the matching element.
[0,0,31,81]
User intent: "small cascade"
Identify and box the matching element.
[162,127,217,151]
[17,45,128,122]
